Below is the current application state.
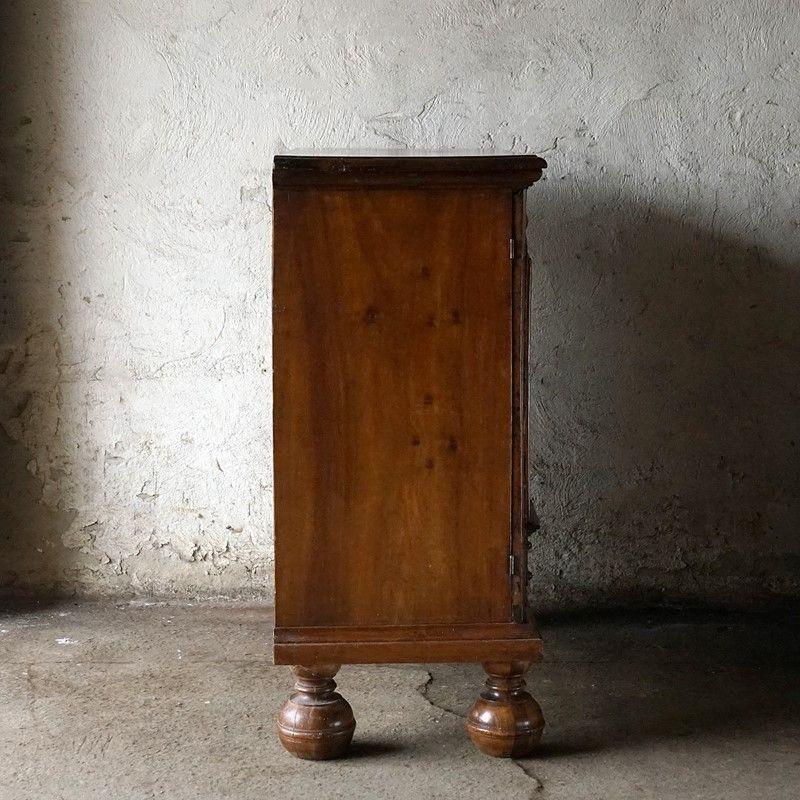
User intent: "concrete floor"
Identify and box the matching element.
[0,603,797,799]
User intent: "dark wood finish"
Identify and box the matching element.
[274,621,542,665]
[274,151,546,189]
[274,187,513,629]
[511,189,531,621]
[277,665,355,760]
[271,151,546,757]
[276,621,540,643]
[465,661,545,758]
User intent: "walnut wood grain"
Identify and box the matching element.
[271,152,547,757]
[274,637,543,666]
[465,661,545,758]
[273,621,542,665]
[275,621,541,643]
[274,151,546,188]
[277,665,355,760]
[273,187,514,629]
[511,189,531,620]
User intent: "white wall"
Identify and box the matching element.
[1,1,798,607]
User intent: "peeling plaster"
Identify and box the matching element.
[0,1,798,608]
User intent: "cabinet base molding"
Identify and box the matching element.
[274,622,543,665]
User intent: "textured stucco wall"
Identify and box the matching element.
[1,1,798,608]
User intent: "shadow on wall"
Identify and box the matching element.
[0,2,83,603]
[528,178,800,611]
[1,2,798,610]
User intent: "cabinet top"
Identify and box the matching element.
[273,150,546,189]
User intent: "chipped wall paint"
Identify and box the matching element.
[0,1,798,608]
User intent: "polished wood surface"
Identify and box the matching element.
[277,665,356,760]
[274,151,546,188]
[510,190,531,619]
[274,639,541,665]
[465,661,545,758]
[272,152,546,758]
[274,188,513,629]
[274,620,542,665]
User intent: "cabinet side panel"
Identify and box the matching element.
[273,187,512,627]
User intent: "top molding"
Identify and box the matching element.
[273,150,547,189]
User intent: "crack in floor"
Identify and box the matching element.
[416,669,547,798]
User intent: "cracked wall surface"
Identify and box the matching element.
[1,1,798,607]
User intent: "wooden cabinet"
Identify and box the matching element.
[271,151,547,760]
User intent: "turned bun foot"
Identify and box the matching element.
[466,660,544,758]
[277,664,355,760]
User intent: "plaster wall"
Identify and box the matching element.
[1,1,798,608]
